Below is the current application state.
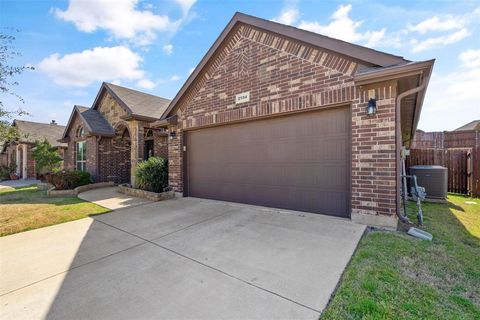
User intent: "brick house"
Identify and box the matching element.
[60,82,170,185]
[1,120,67,179]
[154,13,434,228]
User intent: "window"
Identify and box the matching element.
[76,126,85,138]
[144,129,154,160]
[76,141,86,171]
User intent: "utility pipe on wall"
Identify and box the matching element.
[395,74,428,223]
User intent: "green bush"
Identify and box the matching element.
[48,170,91,190]
[135,156,168,193]
[0,163,16,180]
[0,165,10,180]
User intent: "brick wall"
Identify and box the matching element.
[351,83,398,226]
[167,23,399,227]
[153,132,168,159]
[26,145,36,178]
[64,113,98,180]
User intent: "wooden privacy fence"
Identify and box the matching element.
[406,147,480,197]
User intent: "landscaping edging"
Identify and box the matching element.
[47,181,115,197]
[118,184,175,201]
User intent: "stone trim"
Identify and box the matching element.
[47,182,114,197]
[118,184,175,201]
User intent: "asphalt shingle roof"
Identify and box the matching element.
[454,120,480,131]
[13,120,67,147]
[76,106,115,136]
[104,83,171,119]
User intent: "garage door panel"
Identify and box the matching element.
[187,107,350,217]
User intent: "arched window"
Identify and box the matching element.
[144,129,153,138]
[76,126,85,138]
[75,126,86,171]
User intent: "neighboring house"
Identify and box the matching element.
[1,120,67,179]
[454,120,480,131]
[154,12,434,228]
[59,82,170,185]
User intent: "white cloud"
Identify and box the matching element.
[38,46,146,87]
[170,75,181,81]
[136,79,157,89]
[189,67,195,75]
[175,0,196,16]
[163,44,173,55]
[420,50,480,131]
[272,8,299,25]
[459,49,480,68]
[410,28,470,53]
[53,0,190,45]
[298,4,386,47]
[408,16,464,34]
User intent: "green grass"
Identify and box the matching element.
[0,185,110,237]
[322,194,480,320]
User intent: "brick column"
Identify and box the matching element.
[22,144,27,179]
[15,145,20,176]
[167,125,182,193]
[351,82,399,228]
[86,136,98,181]
[129,120,139,187]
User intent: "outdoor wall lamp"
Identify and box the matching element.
[169,130,177,139]
[366,98,377,116]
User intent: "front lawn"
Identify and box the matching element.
[322,194,479,319]
[0,185,110,237]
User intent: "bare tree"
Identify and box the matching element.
[0,29,33,141]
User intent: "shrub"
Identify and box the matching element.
[135,156,168,193]
[0,163,17,180]
[32,139,63,175]
[0,165,9,180]
[49,170,91,190]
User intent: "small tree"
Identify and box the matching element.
[32,139,62,174]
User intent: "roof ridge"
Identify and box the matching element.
[233,12,408,64]
[14,119,66,127]
[104,82,171,101]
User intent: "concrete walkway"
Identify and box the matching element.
[0,179,40,190]
[78,186,153,210]
[0,197,365,319]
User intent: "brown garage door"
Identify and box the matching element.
[185,107,350,217]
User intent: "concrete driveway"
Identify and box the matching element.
[0,197,365,319]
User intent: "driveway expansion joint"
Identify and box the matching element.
[0,241,147,297]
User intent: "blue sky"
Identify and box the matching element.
[1,0,479,131]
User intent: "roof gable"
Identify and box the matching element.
[161,12,409,119]
[92,82,171,120]
[61,105,115,140]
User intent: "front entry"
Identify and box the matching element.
[98,124,131,184]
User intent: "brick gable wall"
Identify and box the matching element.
[168,24,399,227]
